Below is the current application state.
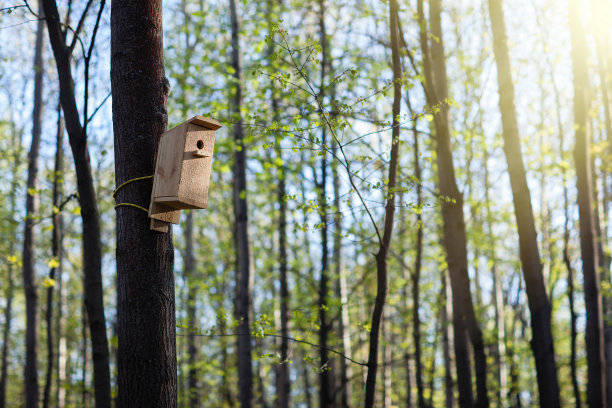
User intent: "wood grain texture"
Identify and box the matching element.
[148,118,218,228]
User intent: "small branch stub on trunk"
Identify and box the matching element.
[148,115,221,232]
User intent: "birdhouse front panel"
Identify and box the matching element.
[174,123,216,208]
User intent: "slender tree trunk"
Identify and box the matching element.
[0,122,22,408]
[315,2,332,406]
[42,2,112,406]
[566,222,582,408]
[184,211,200,407]
[418,0,488,405]
[547,36,583,406]
[486,1,560,405]
[303,354,313,408]
[382,316,392,408]
[569,0,606,404]
[23,6,45,406]
[333,135,352,408]
[228,0,254,405]
[111,0,176,406]
[442,272,455,408]
[81,306,90,408]
[265,1,291,406]
[43,103,64,408]
[483,136,508,405]
[364,1,400,405]
[405,89,426,408]
[275,128,291,408]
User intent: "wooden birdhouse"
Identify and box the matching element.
[149,115,221,232]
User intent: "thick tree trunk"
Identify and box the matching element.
[229,0,254,405]
[486,1,560,405]
[569,0,606,405]
[42,2,112,406]
[111,1,176,406]
[23,7,44,406]
[417,0,488,405]
[363,1,400,405]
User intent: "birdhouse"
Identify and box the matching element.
[148,115,221,231]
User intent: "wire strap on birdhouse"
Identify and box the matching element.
[112,175,154,213]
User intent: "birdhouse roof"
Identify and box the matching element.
[186,115,222,130]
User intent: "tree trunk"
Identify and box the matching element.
[111,0,176,406]
[315,2,332,406]
[23,5,44,406]
[483,133,508,405]
[42,2,112,406]
[333,134,352,408]
[486,1,561,405]
[43,103,64,408]
[0,121,22,408]
[363,0,400,405]
[442,272,455,408]
[265,1,291,405]
[229,0,254,405]
[405,86,426,408]
[569,0,606,404]
[184,211,200,407]
[417,0,488,405]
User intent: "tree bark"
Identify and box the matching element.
[486,1,560,405]
[333,133,352,408]
[184,211,200,407]
[417,0,488,405]
[405,86,426,408]
[43,103,64,408]
[363,0,400,405]
[483,130,508,406]
[442,272,455,408]
[23,5,45,406]
[42,1,112,406]
[229,0,254,405]
[315,2,333,406]
[569,0,606,405]
[111,0,176,406]
[0,121,22,408]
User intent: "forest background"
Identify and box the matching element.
[0,0,610,407]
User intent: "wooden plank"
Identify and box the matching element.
[151,124,186,199]
[188,115,222,130]
[176,124,215,209]
[150,218,169,233]
[149,124,184,229]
